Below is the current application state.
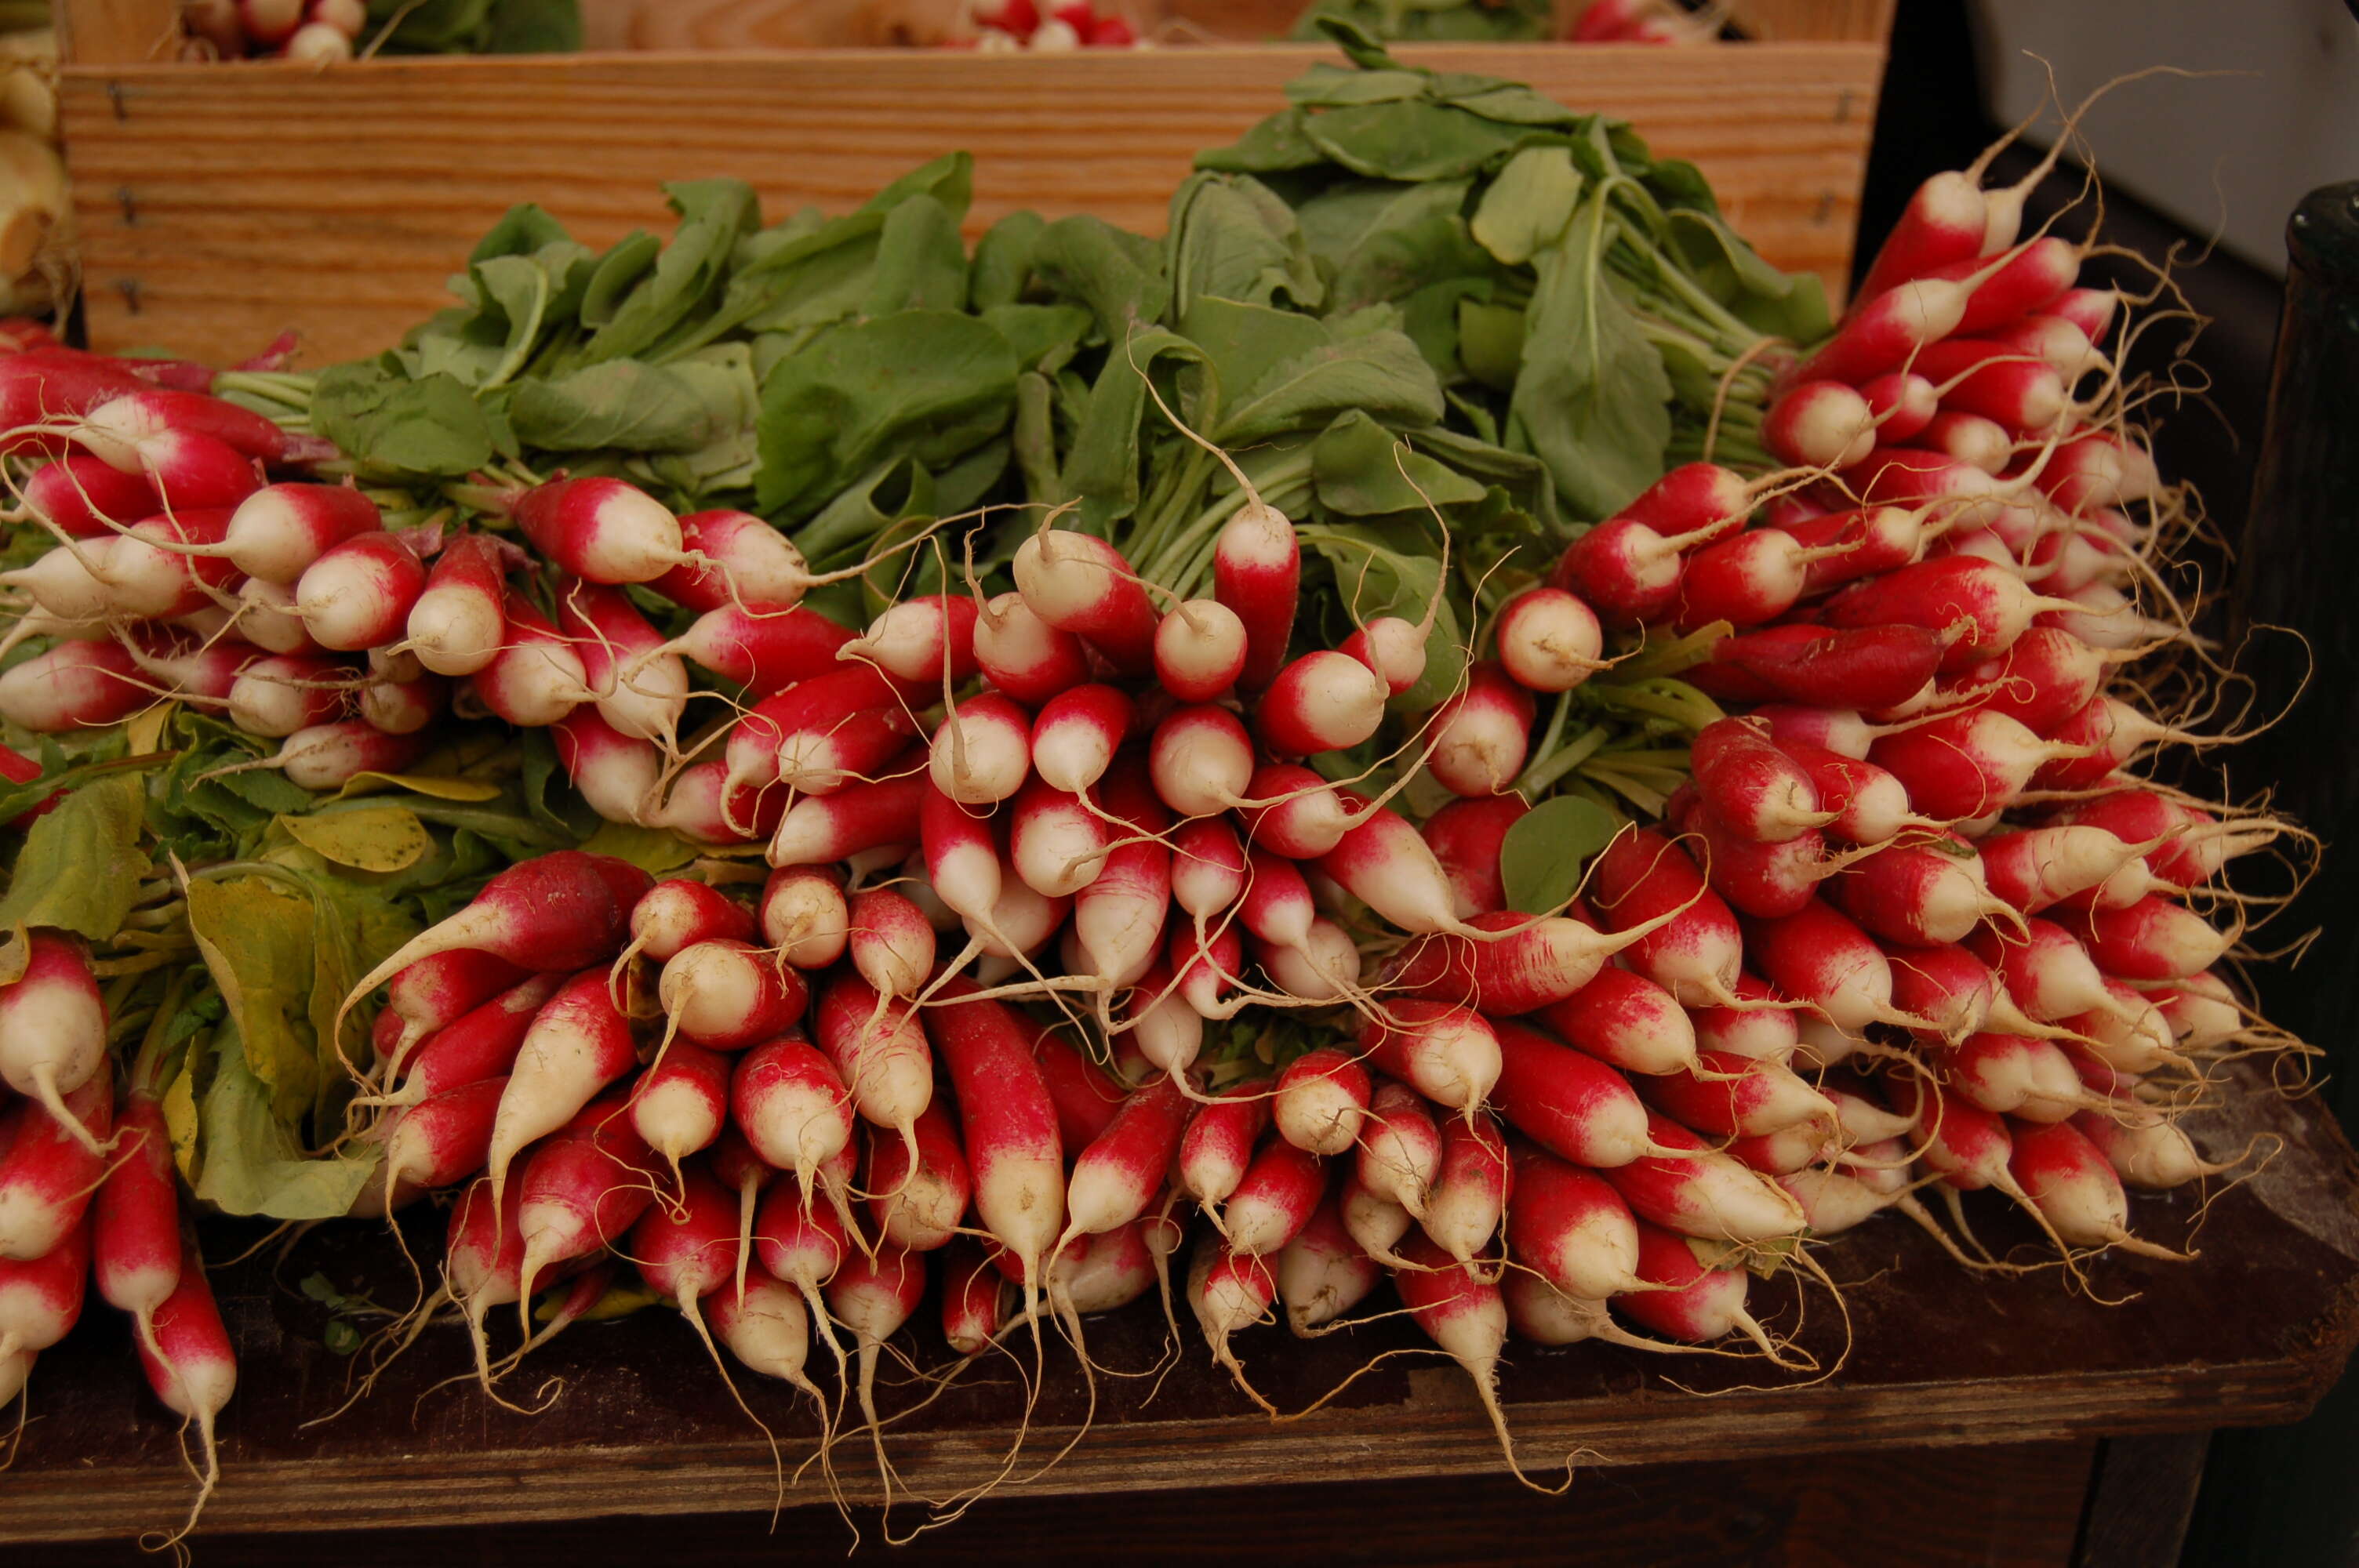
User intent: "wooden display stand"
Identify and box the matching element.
[50,0,1892,365]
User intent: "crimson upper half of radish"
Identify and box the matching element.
[0,31,2314,1537]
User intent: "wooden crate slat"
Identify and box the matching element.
[57,41,1885,365]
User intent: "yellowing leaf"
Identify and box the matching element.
[163,1062,201,1181]
[580,818,703,876]
[277,804,431,873]
[304,874,420,1105]
[335,771,505,803]
[125,704,174,755]
[186,875,322,1123]
[192,1040,380,1219]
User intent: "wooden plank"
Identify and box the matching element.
[53,0,178,65]
[2075,1432,2211,1568]
[1,1069,2350,1544]
[17,1441,2100,1564]
[55,39,1885,365]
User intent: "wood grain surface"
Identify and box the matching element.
[53,38,1885,365]
[21,1440,2099,1566]
[1,1069,2350,1546]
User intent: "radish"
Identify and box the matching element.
[1426,662,1536,797]
[1259,917,1361,1003]
[766,764,929,867]
[1179,1083,1269,1212]
[731,666,922,797]
[1763,378,1877,470]
[2029,696,2186,793]
[482,967,640,1207]
[472,593,595,728]
[403,533,510,676]
[1154,600,1249,701]
[841,594,979,686]
[1638,1051,1832,1138]
[1854,169,1987,303]
[1415,787,1528,909]
[1537,967,1701,1076]
[378,948,535,1074]
[257,720,427,791]
[1494,587,1605,693]
[1870,708,2088,820]
[1607,1115,1806,1243]
[942,1240,1012,1355]
[557,581,687,746]
[550,708,663,826]
[1061,1076,1190,1245]
[1589,828,1746,1006]
[864,1105,972,1251]
[626,1042,731,1185]
[1256,649,1387,757]
[1704,623,1949,714]
[1389,1234,1542,1483]
[1356,1079,1441,1218]
[1965,917,2128,1024]
[1341,1170,1416,1265]
[1072,777,1171,989]
[514,1102,662,1316]
[1671,527,1849,632]
[1795,274,1972,387]
[1317,795,1484,935]
[845,887,936,1000]
[1214,499,1301,691]
[1742,898,1907,1035]
[0,933,107,1147]
[1782,504,1933,593]
[647,510,813,612]
[1,541,119,624]
[0,1217,86,1364]
[295,532,425,652]
[22,456,160,539]
[0,640,152,732]
[812,974,934,1149]
[925,978,1065,1306]
[622,879,758,970]
[134,1230,236,1532]
[509,476,689,584]
[346,852,645,1038]
[1421,1112,1510,1261]
[656,938,809,1054]
[379,1075,508,1210]
[1187,1233,1279,1408]
[1012,528,1157,673]
[732,1037,853,1198]
[1507,1146,1644,1298]
[974,590,1092,706]
[931,691,1033,805]
[1390,909,1640,1015]
[0,1065,110,1259]
[1911,409,2015,474]
[753,1175,849,1363]
[1359,1000,1501,1110]
[105,506,241,619]
[1688,972,1800,1062]
[1239,762,1354,858]
[2008,1118,2182,1257]
[373,972,565,1108]
[1776,740,1937,847]
[207,482,383,585]
[1149,704,1256,818]
[1030,684,1134,795]
[1935,1031,2088,1121]
[2071,1108,2217,1190]
[1689,717,1836,844]
[1830,833,2016,946]
[1271,1047,1370,1157]
[827,1240,929,1475]
[358,667,447,735]
[224,651,353,737]
[1826,557,2077,672]
[1338,615,1430,698]
[1277,1184,1380,1334]
[1010,775,1110,898]
[1238,847,1317,949]
[2063,896,2231,982]
[95,1092,180,1353]
[1032,1025,1129,1151]
[1978,825,2156,916]
[759,867,849,970]
[1490,1018,1656,1168]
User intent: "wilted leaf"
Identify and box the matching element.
[277,805,432,874]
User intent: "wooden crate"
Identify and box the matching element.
[52,0,1892,366]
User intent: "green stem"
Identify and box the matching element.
[1517,722,1608,797]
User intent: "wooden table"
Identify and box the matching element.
[6,1077,2356,1562]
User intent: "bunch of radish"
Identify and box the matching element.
[0,935,236,1537]
[181,0,370,64]
[961,0,1141,50]
[1537,131,2284,1266]
[1565,0,1715,44]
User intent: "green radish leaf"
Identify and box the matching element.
[482,0,583,53]
[1471,147,1583,267]
[1030,214,1171,344]
[510,347,758,454]
[0,773,148,945]
[1499,796,1620,915]
[1300,102,1557,184]
[193,1036,379,1219]
[1193,107,1329,176]
[1310,411,1485,516]
[1165,172,1324,318]
[971,209,1047,311]
[575,180,762,368]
